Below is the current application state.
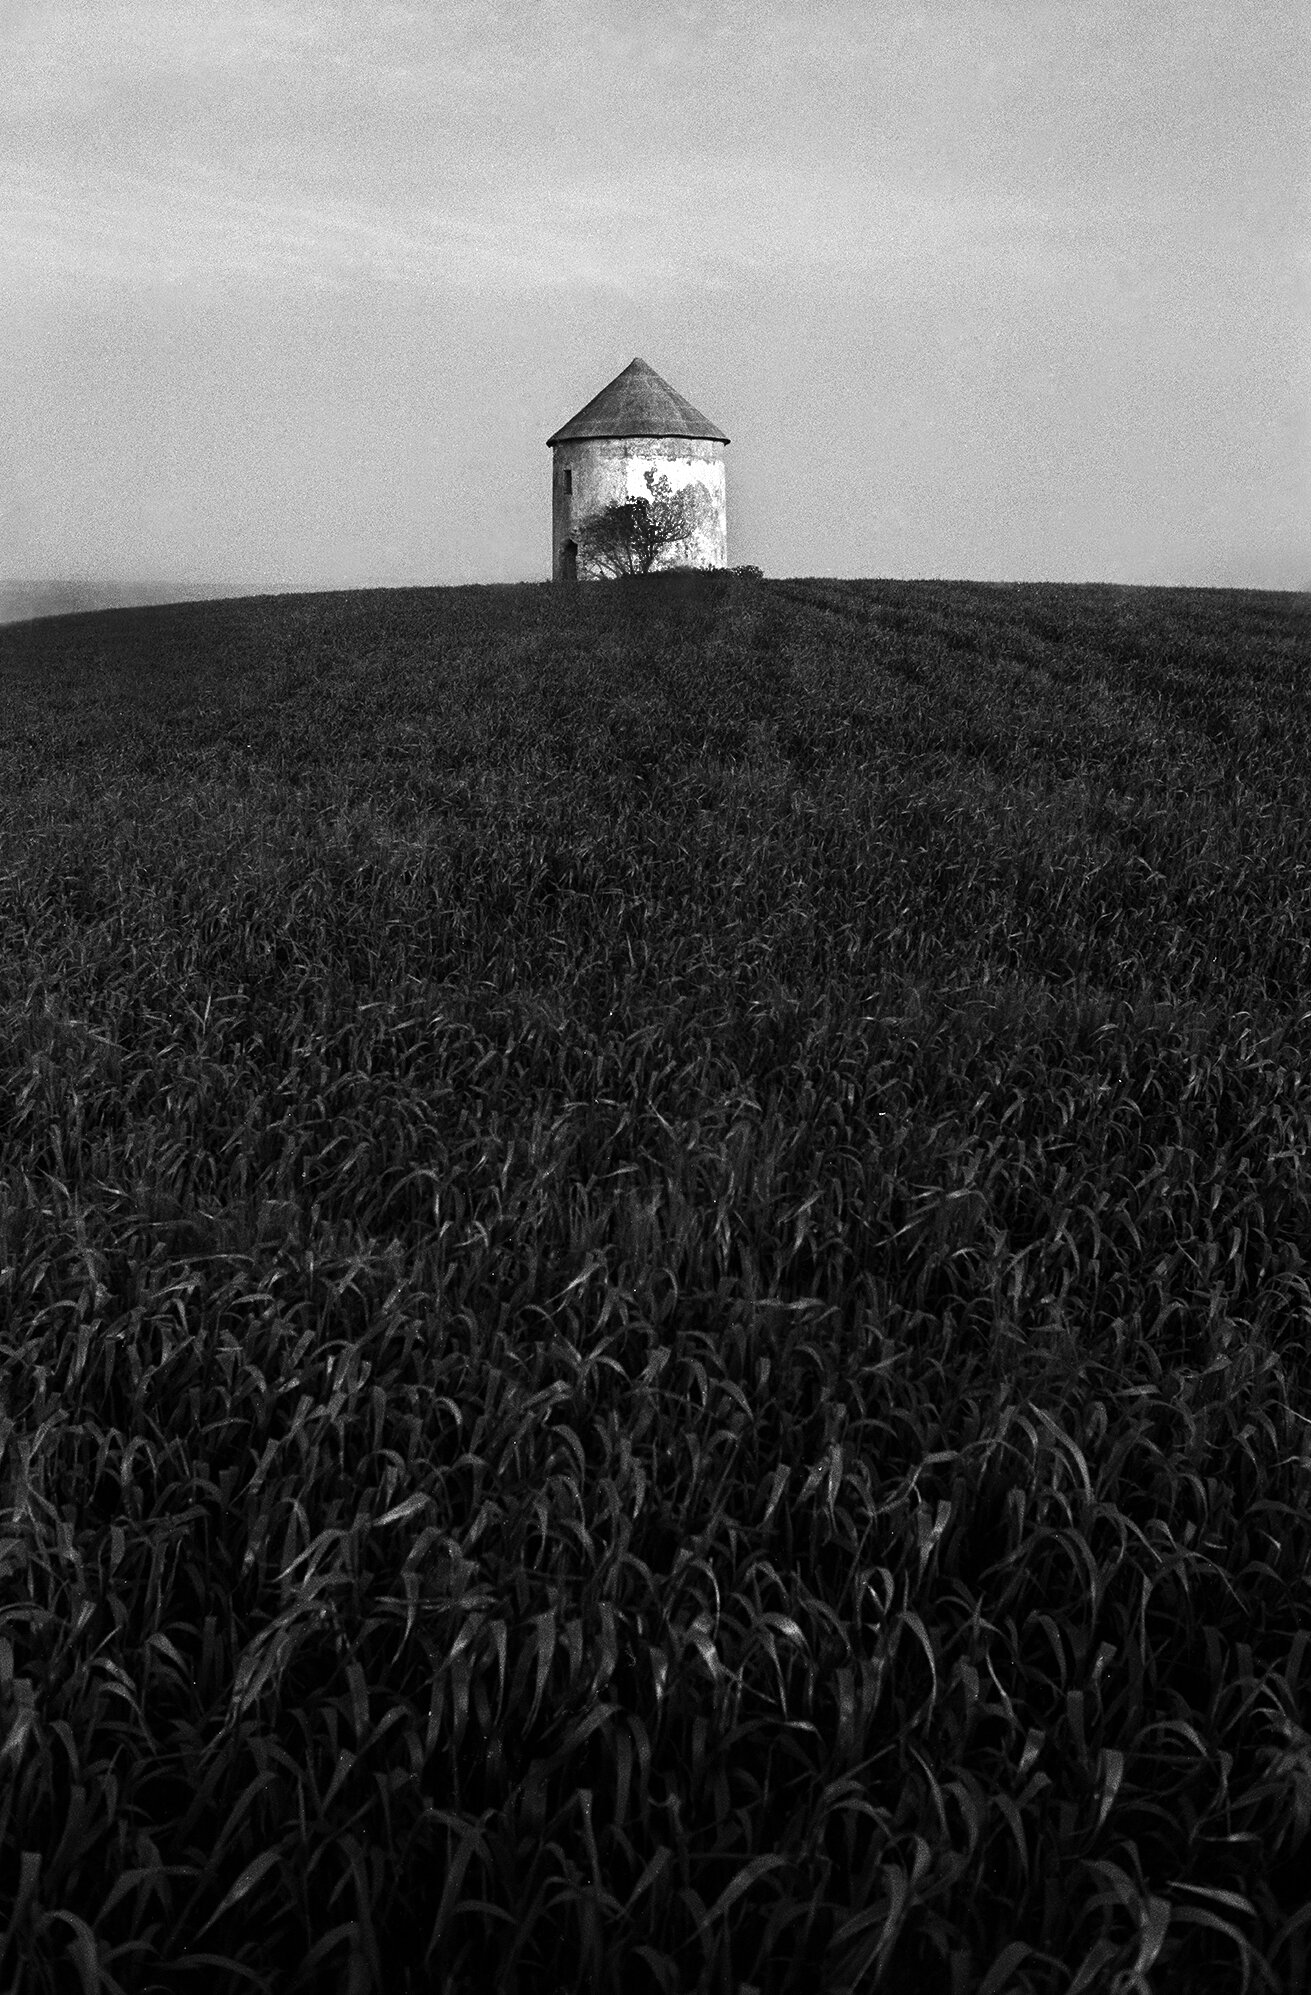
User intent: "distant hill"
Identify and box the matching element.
[0,579,255,626]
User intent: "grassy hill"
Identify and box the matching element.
[2,574,1310,1993]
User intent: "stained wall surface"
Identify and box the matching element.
[552,435,727,580]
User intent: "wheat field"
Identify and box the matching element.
[2,573,1309,1993]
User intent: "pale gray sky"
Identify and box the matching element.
[3,0,1307,596]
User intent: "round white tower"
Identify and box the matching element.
[547,357,729,582]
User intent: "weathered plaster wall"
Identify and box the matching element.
[552,435,727,580]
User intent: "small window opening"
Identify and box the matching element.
[564,467,572,494]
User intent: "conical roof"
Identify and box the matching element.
[547,357,729,446]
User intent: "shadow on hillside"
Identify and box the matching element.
[591,569,747,622]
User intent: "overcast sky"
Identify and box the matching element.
[3,0,1307,598]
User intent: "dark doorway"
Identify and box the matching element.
[561,539,578,583]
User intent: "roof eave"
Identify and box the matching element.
[546,429,730,447]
